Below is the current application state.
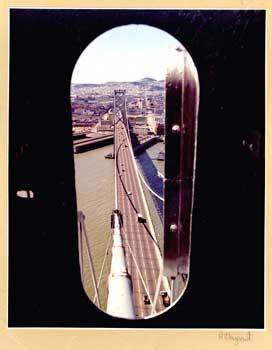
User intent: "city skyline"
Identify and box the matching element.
[71,24,181,84]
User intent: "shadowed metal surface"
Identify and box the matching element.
[164,48,199,282]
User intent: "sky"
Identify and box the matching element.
[71,24,182,84]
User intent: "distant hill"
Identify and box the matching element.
[72,77,163,88]
[72,83,100,88]
[141,77,157,82]
[71,78,164,95]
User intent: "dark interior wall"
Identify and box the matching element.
[9,9,265,328]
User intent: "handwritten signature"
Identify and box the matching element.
[218,331,253,346]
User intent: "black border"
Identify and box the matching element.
[9,9,265,328]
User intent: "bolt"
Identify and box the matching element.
[170,224,178,233]
[172,124,180,134]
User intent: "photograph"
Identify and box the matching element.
[7,8,265,328]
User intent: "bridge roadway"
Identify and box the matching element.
[115,116,167,318]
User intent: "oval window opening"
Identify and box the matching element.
[71,24,199,319]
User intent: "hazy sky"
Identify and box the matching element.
[71,24,181,84]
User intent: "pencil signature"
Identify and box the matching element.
[218,331,253,346]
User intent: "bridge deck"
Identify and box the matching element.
[115,118,167,318]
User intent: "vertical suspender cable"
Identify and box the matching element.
[79,212,101,308]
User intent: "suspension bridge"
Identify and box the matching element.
[77,47,199,320]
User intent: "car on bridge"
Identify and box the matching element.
[160,291,170,307]
[137,213,146,223]
[143,294,151,305]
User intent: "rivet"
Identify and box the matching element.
[170,224,178,233]
[172,124,180,134]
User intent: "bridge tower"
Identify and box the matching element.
[112,89,127,158]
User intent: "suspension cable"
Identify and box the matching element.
[93,234,112,304]
[121,111,169,315]
[150,259,163,316]
[137,166,164,202]
[78,217,84,284]
[119,108,164,202]
[116,106,169,315]
[79,213,101,308]
[116,138,161,251]
[122,230,157,313]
